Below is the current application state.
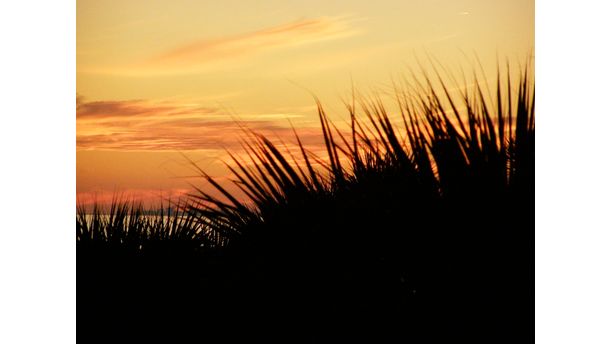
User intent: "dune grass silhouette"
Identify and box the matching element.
[77,60,534,342]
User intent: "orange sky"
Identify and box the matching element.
[77,0,534,207]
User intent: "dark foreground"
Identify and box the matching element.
[79,202,533,343]
[78,64,534,342]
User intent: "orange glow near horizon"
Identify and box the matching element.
[77,0,534,207]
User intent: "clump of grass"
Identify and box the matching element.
[77,200,220,342]
[77,199,216,254]
[77,59,534,342]
[184,61,534,341]
[188,61,534,245]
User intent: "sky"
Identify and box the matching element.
[77,0,534,206]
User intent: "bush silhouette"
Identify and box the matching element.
[78,61,534,342]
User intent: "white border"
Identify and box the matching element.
[536,0,612,343]
[0,0,76,343]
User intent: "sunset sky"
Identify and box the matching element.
[77,0,534,206]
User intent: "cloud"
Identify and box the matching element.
[137,16,360,74]
[77,98,216,119]
[76,187,194,208]
[77,96,330,151]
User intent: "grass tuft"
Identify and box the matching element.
[77,60,534,342]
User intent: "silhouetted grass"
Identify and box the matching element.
[78,60,534,342]
[77,199,215,253]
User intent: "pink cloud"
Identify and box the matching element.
[77,96,333,151]
[144,16,359,71]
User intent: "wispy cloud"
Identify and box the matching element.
[77,96,326,151]
[76,187,194,208]
[127,16,360,75]
[77,99,216,119]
